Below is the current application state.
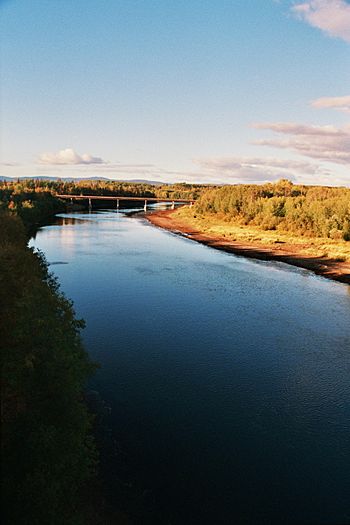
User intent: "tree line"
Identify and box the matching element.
[0,179,208,225]
[193,179,350,240]
[1,209,97,523]
[1,178,349,240]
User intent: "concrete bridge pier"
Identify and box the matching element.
[190,201,193,208]
[88,198,92,211]
[144,200,147,212]
[116,199,119,209]
[171,201,175,210]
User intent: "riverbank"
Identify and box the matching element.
[146,209,350,285]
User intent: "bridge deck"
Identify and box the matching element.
[57,194,194,203]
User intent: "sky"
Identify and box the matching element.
[1,0,349,186]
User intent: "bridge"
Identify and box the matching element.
[57,194,195,211]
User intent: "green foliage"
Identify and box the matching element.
[0,184,65,228]
[1,178,348,240]
[0,211,97,524]
[194,181,350,240]
[0,178,209,207]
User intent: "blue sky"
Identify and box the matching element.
[1,0,349,185]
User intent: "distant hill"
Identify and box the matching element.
[126,179,165,186]
[0,175,165,185]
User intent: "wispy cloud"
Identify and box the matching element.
[38,148,106,165]
[4,154,348,186]
[311,95,350,113]
[253,122,346,136]
[292,0,350,43]
[35,159,187,182]
[191,155,332,183]
[253,122,350,164]
[195,156,323,175]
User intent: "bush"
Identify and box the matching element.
[194,181,350,239]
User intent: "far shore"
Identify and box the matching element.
[146,209,350,286]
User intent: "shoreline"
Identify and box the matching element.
[146,209,350,286]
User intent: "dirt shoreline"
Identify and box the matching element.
[146,209,350,286]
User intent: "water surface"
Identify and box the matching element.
[31,209,350,524]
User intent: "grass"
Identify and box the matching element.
[173,207,350,263]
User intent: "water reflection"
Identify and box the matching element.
[56,216,92,225]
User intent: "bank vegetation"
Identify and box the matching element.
[0,209,97,524]
[173,180,350,263]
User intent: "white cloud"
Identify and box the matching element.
[253,122,350,164]
[292,0,350,43]
[311,95,350,113]
[38,148,105,165]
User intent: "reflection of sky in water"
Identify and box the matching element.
[31,211,350,525]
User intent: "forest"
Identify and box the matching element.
[1,178,349,241]
[0,209,96,524]
[0,178,206,228]
[192,179,350,241]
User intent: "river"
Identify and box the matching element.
[30,207,350,524]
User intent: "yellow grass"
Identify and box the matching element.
[174,207,350,262]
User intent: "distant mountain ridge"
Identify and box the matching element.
[0,175,166,185]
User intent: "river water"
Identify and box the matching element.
[30,208,350,524]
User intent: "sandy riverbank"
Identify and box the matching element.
[146,209,350,285]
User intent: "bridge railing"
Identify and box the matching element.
[56,194,194,202]
[56,194,195,210]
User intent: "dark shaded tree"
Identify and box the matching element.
[0,212,96,524]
